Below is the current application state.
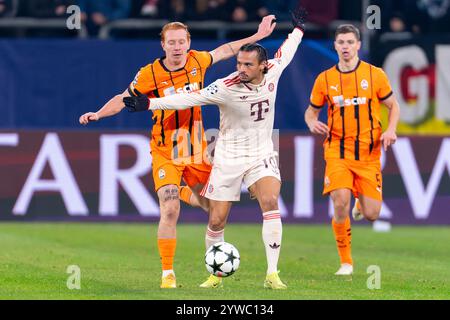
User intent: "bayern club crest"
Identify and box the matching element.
[268,83,275,92]
[208,184,214,193]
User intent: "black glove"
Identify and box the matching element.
[123,93,150,112]
[291,4,308,32]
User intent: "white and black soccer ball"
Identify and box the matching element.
[205,242,240,277]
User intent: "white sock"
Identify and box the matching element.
[262,210,282,275]
[205,227,224,250]
[162,269,175,277]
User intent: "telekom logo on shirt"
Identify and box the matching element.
[250,100,270,122]
[332,96,367,107]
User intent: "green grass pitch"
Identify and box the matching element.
[0,223,449,300]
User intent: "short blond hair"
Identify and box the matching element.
[160,22,191,43]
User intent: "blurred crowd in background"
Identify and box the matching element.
[1,0,450,38]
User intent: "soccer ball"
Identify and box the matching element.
[205,242,240,277]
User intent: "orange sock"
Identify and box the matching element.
[179,186,193,206]
[158,238,177,271]
[332,216,353,265]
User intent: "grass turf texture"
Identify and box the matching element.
[0,223,449,300]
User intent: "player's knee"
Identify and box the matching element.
[364,208,380,222]
[160,202,180,222]
[333,199,350,217]
[259,194,278,212]
[208,216,226,231]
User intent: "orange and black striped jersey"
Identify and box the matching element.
[129,50,213,159]
[310,60,393,162]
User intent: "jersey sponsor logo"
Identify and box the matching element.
[268,83,275,92]
[332,95,367,107]
[361,79,369,90]
[250,99,270,122]
[205,83,219,95]
[163,86,176,96]
[163,83,200,96]
[177,82,200,94]
[158,169,166,180]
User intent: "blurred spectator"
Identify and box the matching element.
[389,12,408,33]
[228,0,268,22]
[301,0,338,26]
[263,0,296,22]
[196,0,230,20]
[338,0,360,22]
[77,0,132,35]
[0,0,18,17]
[375,0,450,34]
[410,0,450,33]
[161,0,189,21]
[22,0,75,18]
[140,0,159,17]
[379,11,413,42]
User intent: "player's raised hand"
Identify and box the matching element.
[291,3,308,32]
[123,93,150,112]
[380,129,397,151]
[308,120,329,137]
[79,112,99,125]
[256,15,277,39]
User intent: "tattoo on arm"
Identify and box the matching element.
[227,43,236,56]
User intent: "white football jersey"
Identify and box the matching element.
[149,28,303,166]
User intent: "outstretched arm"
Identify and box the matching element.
[123,82,226,112]
[210,15,277,64]
[273,5,307,70]
[79,89,130,125]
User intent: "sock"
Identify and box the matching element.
[158,238,177,273]
[332,216,353,265]
[205,227,224,250]
[162,270,174,277]
[179,186,193,206]
[262,210,282,275]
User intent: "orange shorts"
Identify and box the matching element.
[323,158,382,201]
[151,150,212,192]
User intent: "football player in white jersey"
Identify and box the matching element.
[124,6,307,290]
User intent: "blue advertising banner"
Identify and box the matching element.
[0,38,338,130]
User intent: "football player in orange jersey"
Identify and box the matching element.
[79,16,276,288]
[304,24,400,275]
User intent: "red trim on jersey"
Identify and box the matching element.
[200,175,211,196]
[224,76,240,85]
[226,80,241,87]
[275,39,288,59]
[243,83,252,91]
